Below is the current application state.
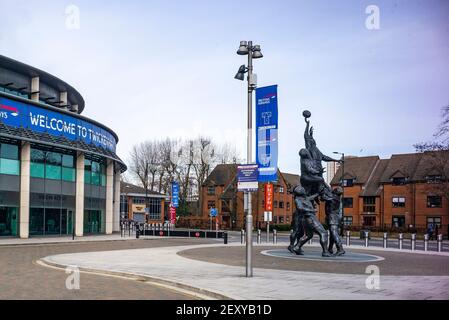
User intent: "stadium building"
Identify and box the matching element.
[0,55,126,238]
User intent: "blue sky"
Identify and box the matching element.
[1,0,448,174]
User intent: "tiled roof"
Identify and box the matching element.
[360,159,390,196]
[121,182,166,197]
[379,153,422,183]
[203,164,238,186]
[331,156,379,185]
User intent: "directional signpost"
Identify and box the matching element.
[209,207,218,230]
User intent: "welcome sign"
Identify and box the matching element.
[0,96,116,152]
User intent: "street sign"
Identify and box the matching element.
[209,208,218,217]
[171,182,179,207]
[264,211,272,222]
[237,164,259,192]
[264,183,274,211]
[256,85,278,182]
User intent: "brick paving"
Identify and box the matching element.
[0,238,215,299]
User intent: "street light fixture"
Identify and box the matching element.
[333,151,345,235]
[234,65,247,81]
[235,40,263,278]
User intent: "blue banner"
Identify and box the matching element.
[255,85,278,182]
[171,182,179,208]
[0,96,116,152]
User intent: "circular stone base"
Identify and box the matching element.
[261,249,384,263]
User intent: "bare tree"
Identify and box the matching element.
[414,104,449,216]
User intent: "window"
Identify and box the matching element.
[427,217,441,229]
[343,179,354,187]
[0,142,19,175]
[279,216,284,224]
[30,148,75,181]
[207,186,215,195]
[343,216,353,226]
[279,186,284,194]
[426,175,442,184]
[286,202,290,210]
[343,197,353,208]
[392,177,406,185]
[274,201,278,208]
[273,216,278,224]
[133,197,145,204]
[392,216,405,228]
[207,201,215,209]
[286,216,290,223]
[427,196,442,208]
[363,197,376,213]
[148,198,161,220]
[392,197,406,208]
[84,158,106,186]
[279,201,284,209]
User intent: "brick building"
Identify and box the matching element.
[200,164,300,230]
[324,151,449,235]
[120,182,167,224]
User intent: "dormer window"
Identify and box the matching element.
[392,177,406,185]
[343,179,354,187]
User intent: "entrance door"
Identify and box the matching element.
[84,210,103,234]
[0,207,18,236]
[363,216,376,227]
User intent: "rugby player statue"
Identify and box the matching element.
[288,110,345,257]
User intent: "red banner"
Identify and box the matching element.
[265,183,274,211]
[169,205,176,224]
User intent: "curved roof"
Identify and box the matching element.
[0,55,85,113]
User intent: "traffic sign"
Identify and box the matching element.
[209,208,218,217]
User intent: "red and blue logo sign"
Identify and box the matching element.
[0,104,20,117]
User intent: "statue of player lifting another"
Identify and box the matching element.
[291,186,331,257]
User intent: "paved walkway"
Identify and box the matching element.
[40,242,449,300]
[0,234,139,246]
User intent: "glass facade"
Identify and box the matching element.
[0,207,18,236]
[0,142,20,175]
[0,141,20,236]
[84,156,107,234]
[29,146,76,236]
[84,159,106,186]
[30,148,75,182]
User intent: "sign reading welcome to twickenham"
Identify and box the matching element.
[0,96,116,152]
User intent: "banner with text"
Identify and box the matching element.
[255,85,278,182]
[0,96,116,152]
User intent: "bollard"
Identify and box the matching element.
[364,231,369,247]
[383,232,388,248]
[273,229,277,244]
[241,229,245,244]
[257,229,261,244]
[424,233,429,251]
[437,234,443,252]
[398,233,403,250]
[224,232,228,245]
[346,230,351,246]
[411,233,416,251]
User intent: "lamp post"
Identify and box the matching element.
[333,152,345,235]
[235,40,263,278]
